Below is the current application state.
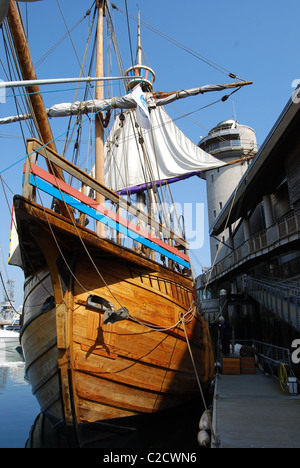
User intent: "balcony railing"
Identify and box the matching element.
[201,212,300,286]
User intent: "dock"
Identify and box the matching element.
[211,368,300,448]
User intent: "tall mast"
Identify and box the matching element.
[125,11,155,92]
[137,11,142,65]
[95,0,105,237]
[135,12,147,239]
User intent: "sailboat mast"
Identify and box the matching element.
[137,11,142,65]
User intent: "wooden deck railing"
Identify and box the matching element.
[22,139,190,270]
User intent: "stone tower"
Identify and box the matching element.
[198,120,258,264]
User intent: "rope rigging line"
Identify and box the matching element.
[2,22,37,142]
[58,2,97,160]
[0,90,126,175]
[33,2,96,71]
[100,86,244,152]
[0,173,56,304]
[181,316,217,442]
[111,4,246,81]
[124,0,134,68]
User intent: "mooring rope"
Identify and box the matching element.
[181,317,217,443]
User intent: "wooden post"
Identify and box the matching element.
[23,140,37,201]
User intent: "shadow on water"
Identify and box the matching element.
[25,395,211,448]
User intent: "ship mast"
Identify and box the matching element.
[135,12,148,233]
[137,11,142,66]
[95,0,105,237]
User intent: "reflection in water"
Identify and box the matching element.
[0,342,40,448]
[0,362,25,387]
[26,397,206,448]
[0,342,24,390]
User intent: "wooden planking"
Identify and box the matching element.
[73,340,202,394]
[75,372,184,415]
[76,283,177,330]
[73,316,204,376]
[21,309,57,370]
[72,255,204,351]
[129,270,194,310]
[22,270,53,330]
[70,252,211,424]
[72,254,192,320]
[77,396,139,423]
[222,357,241,375]
[21,270,57,369]
[21,274,63,421]
[28,364,61,417]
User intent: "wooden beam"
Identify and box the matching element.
[7,2,71,218]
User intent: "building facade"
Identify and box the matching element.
[197,98,300,350]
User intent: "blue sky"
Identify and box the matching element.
[0,0,299,307]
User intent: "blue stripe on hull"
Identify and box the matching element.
[29,174,190,268]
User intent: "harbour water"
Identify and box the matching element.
[0,344,40,448]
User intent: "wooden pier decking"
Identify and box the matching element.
[211,368,300,448]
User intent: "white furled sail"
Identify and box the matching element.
[104,105,225,194]
[0,80,251,125]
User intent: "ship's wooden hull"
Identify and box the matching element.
[15,195,214,443]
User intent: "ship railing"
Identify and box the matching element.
[22,138,190,271]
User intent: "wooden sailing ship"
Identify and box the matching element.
[2,0,251,446]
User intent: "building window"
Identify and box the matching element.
[219,201,223,210]
[211,174,214,183]
[213,210,216,218]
